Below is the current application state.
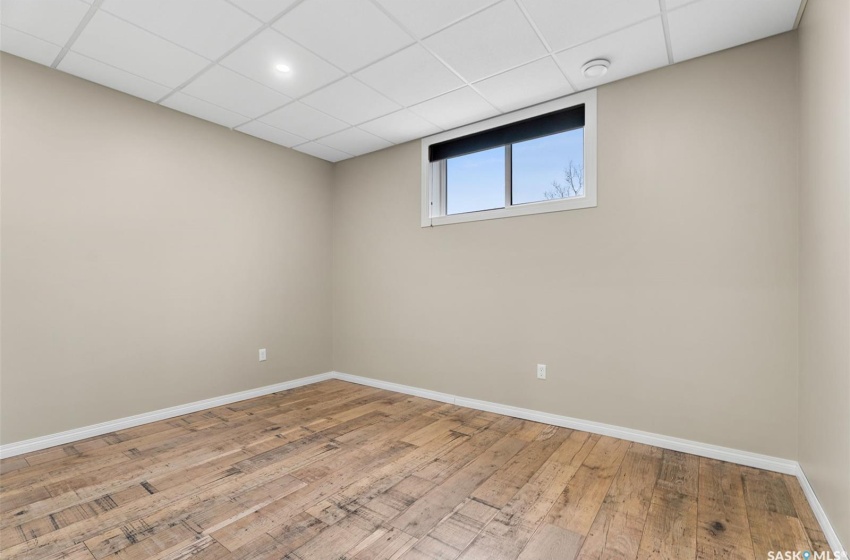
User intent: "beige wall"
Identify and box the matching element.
[332,34,800,459]
[0,53,334,444]
[798,0,850,547]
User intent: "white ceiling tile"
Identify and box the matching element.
[374,0,499,38]
[555,18,668,89]
[57,51,171,101]
[521,0,659,52]
[0,25,62,65]
[161,92,249,128]
[259,102,348,140]
[667,0,799,63]
[274,0,413,72]
[236,120,307,147]
[228,0,298,22]
[300,77,401,125]
[409,87,498,130]
[293,142,352,162]
[71,11,209,88]
[424,1,547,82]
[100,0,262,60]
[1,0,802,156]
[181,65,290,118]
[359,110,442,144]
[354,44,463,107]
[665,0,698,9]
[318,128,393,156]
[0,0,89,45]
[475,57,573,112]
[220,29,343,98]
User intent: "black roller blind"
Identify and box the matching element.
[428,104,585,162]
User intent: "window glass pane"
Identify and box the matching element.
[511,128,584,205]
[446,147,505,215]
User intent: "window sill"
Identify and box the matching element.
[424,194,597,227]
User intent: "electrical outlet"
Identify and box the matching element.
[537,364,546,379]
[259,348,267,362]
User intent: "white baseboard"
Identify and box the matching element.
[0,372,334,459]
[332,372,798,474]
[0,369,843,556]
[795,464,847,555]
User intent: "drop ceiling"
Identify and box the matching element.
[0,0,802,162]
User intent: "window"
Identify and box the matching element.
[446,147,505,215]
[421,90,596,227]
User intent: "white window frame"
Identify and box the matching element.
[421,89,597,227]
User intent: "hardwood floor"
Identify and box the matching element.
[0,380,830,559]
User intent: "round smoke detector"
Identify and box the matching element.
[581,59,610,78]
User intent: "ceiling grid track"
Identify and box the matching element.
[659,0,675,65]
[154,0,309,105]
[365,0,503,114]
[2,0,804,162]
[50,0,104,69]
[513,0,579,93]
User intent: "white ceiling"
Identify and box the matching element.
[0,0,802,162]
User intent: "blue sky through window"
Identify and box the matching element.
[445,129,584,215]
[512,128,584,204]
[446,146,505,215]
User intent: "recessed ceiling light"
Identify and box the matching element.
[275,64,291,73]
[581,59,610,79]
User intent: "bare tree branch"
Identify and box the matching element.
[544,160,584,199]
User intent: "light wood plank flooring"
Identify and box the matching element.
[0,380,830,559]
